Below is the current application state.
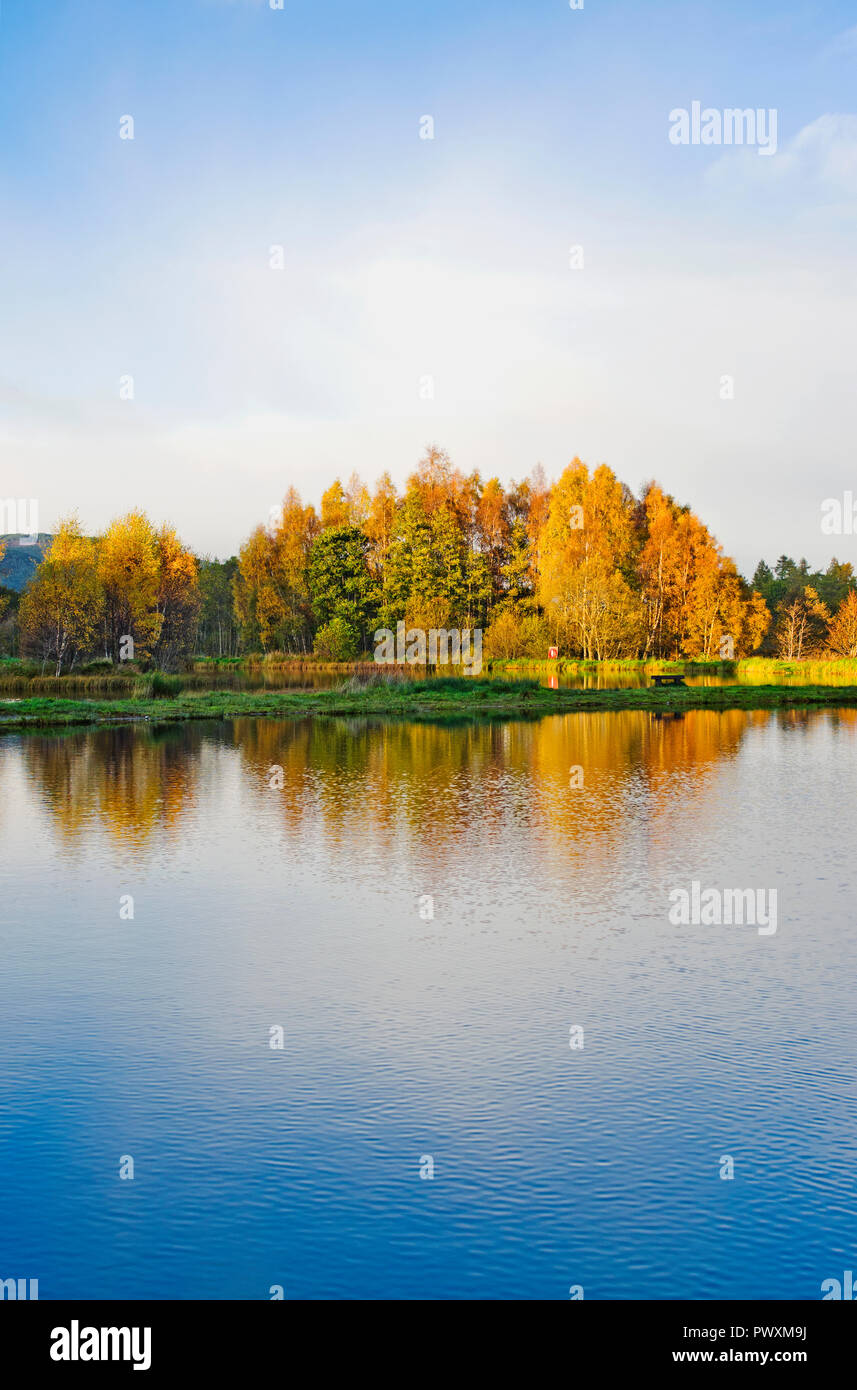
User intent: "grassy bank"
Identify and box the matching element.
[0,657,386,697]
[486,656,857,680]
[0,658,175,698]
[5,655,857,698]
[192,655,367,671]
[3,677,857,732]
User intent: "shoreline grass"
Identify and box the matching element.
[5,654,857,698]
[485,655,857,680]
[3,678,857,732]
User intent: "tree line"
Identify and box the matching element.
[233,448,856,661]
[4,448,857,672]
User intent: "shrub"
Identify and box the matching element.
[151,673,185,698]
[313,618,359,662]
[484,609,522,659]
[78,658,114,674]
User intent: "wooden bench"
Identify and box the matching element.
[650,674,687,688]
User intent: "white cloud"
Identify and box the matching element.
[820,25,857,59]
[707,113,857,198]
[780,114,857,192]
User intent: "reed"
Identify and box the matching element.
[0,673,145,696]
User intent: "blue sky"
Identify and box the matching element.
[2,0,857,570]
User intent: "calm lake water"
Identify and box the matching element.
[1,708,855,1300]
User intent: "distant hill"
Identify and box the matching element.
[0,534,52,592]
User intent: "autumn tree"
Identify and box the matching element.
[234,489,318,652]
[0,537,7,628]
[234,526,277,651]
[475,477,511,613]
[741,590,772,656]
[825,589,857,657]
[153,525,201,671]
[19,517,103,674]
[483,608,521,658]
[538,460,641,657]
[637,484,685,657]
[320,473,370,531]
[320,479,350,530]
[525,463,551,591]
[635,484,768,659]
[97,510,163,663]
[775,587,830,659]
[365,473,398,572]
[235,449,775,663]
[343,472,371,527]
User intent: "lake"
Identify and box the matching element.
[1,707,855,1299]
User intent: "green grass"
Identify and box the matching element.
[7,654,857,697]
[193,653,364,669]
[0,667,190,698]
[3,677,857,732]
[487,656,857,679]
[150,673,185,698]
